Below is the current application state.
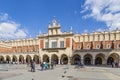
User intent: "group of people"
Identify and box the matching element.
[40,61,54,70]
[112,62,119,68]
[29,60,56,72]
[74,61,84,69]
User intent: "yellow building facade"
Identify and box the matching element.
[0,19,120,66]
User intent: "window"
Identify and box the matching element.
[96,44,100,49]
[107,44,111,49]
[87,45,90,49]
[45,42,49,48]
[52,41,57,48]
[118,44,120,48]
[77,46,80,50]
[60,41,64,48]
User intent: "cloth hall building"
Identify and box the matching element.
[0,18,120,66]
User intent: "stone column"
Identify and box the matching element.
[39,57,41,64]
[105,56,108,65]
[40,57,43,63]
[68,57,71,65]
[118,56,120,67]
[24,59,26,64]
[58,57,61,64]
[92,58,95,65]
[81,58,84,65]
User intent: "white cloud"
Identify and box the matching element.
[0,13,9,21]
[0,13,28,39]
[82,0,120,31]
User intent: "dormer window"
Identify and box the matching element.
[107,44,111,49]
[96,44,100,49]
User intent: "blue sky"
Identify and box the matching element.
[0,0,120,39]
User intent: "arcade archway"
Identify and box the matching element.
[72,54,81,65]
[12,55,17,62]
[26,55,31,64]
[19,55,24,64]
[95,53,105,65]
[0,56,4,63]
[84,54,92,65]
[43,54,49,63]
[107,53,119,65]
[33,55,39,64]
[51,54,59,64]
[6,55,11,63]
[61,54,68,64]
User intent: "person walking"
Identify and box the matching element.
[112,61,115,68]
[40,62,44,71]
[30,59,35,72]
[51,61,54,69]
[30,59,34,72]
[33,61,35,72]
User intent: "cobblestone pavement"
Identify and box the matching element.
[0,64,120,80]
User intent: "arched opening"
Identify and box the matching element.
[95,57,102,65]
[43,54,49,63]
[107,57,114,65]
[95,53,105,65]
[12,55,17,63]
[51,54,59,64]
[61,54,68,64]
[19,55,24,64]
[6,55,11,63]
[107,53,119,65]
[0,56,4,63]
[72,54,81,65]
[84,54,92,65]
[33,55,39,64]
[26,55,31,64]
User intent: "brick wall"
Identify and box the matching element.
[66,38,70,48]
[40,40,44,49]
[83,42,92,49]
[73,42,83,50]
[12,45,39,53]
[102,41,113,49]
[93,41,102,49]
[114,40,120,49]
[0,46,12,53]
[73,40,120,50]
